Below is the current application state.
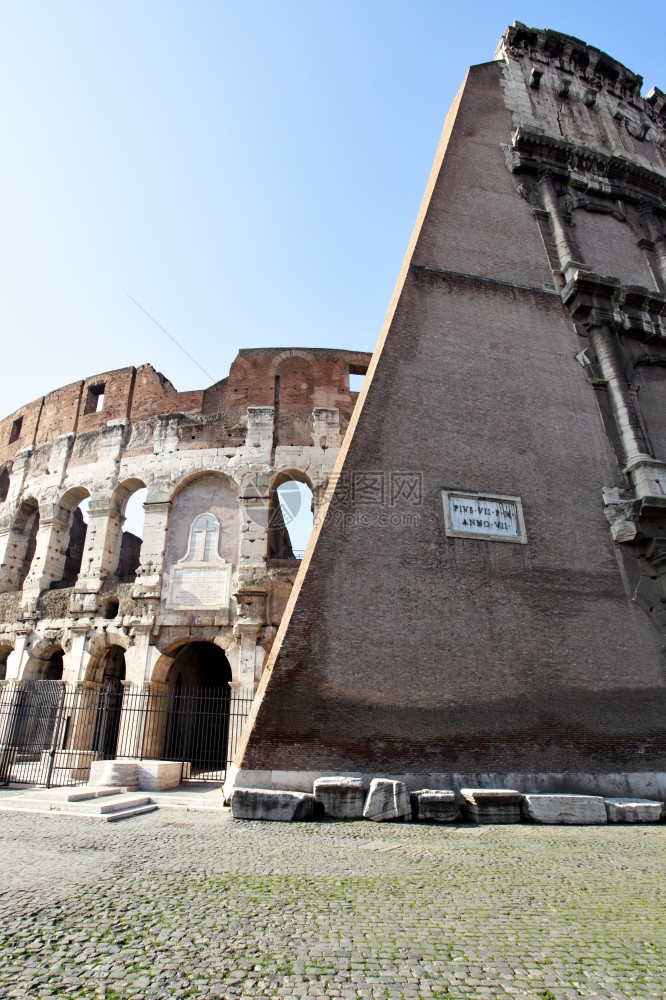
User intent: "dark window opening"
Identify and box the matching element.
[102,598,120,620]
[9,417,23,444]
[84,384,106,414]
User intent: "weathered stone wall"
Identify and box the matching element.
[233,25,666,789]
[0,347,370,691]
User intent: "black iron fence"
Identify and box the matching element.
[0,680,255,788]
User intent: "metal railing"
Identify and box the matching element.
[0,680,255,788]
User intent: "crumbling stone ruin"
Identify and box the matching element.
[0,348,370,693]
[230,24,666,799]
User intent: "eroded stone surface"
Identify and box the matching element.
[604,798,665,823]
[522,794,607,825]
[313,776,365,819]
[231,788,315,822]
[362,779,411,822]
[461,789,522,824]
[410,789,461,823]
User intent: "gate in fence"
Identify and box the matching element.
[0,680,255,788]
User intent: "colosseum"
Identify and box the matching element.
[0,348,370,783]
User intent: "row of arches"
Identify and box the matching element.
[3,467,315,600]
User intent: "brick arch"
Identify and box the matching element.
[271,349,316,369]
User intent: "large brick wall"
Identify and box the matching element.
[235,28,666,783]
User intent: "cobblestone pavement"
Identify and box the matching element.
[0,808,664,1000]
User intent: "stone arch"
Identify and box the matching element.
[268,469,314,559]
[84,630,131,683]
[164,472,240,593]
[53,486,91,587]
[151,632,234,685]
[22,640,65,681]
[111,478,148,580]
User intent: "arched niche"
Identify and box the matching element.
[164,473,240,605]
[268,470,314,559]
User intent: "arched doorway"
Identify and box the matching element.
[92,646,126,758]
[268,471,314,559]
[164,641,232,779]
[10,648,65,774]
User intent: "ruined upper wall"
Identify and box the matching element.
[496,23,666,191]
[0,349,372,469]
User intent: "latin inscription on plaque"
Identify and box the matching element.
[442,490,527,544]
[166,512,232,610]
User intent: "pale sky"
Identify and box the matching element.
[1,0,664,424]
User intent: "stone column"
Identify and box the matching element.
[132,499,171,607]
[70,501,126,615]
[5,630,30,681]
[538,173,586,282]
[21,504,72,613]
[62,622,91,685]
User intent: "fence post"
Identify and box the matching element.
[45,684,68,789]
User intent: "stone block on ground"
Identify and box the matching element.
[362,779,411,822]
[89,760,139,790]
[604,798,665,823]
[231,788,315,822]
[314,776,365,819]
[135,760,183,791]
[460,788,522,824]
[521,794,607,824]
[411,789,461,823]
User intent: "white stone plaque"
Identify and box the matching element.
[166,512,232,610]
[442,490,527,544]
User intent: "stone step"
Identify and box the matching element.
[66,788,123,802]
[103,804,158,823]
[98,795,152,814]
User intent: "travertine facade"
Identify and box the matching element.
[232,25,666,796]
[0,348,370,691]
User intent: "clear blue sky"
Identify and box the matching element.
[1,1,664,420]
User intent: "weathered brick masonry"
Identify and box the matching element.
[232,25,666,793]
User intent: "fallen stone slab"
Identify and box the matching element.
[411,789,461,823]
[604,798,665,823]
[521,794,607,824]
[231,788,315,822]
[314,776,365,819]
[362,779,411,822]
[460,788,522,824]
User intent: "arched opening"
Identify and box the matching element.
[0,468,9,503]
[44,650,64,681]
[92,645,126,758]
[15,498,40,590]
[11,648,65,767]
[52,488,90,588]
[268,472,314,559]
[166,641,231,688]
[114,479,147,581]
[164,641,232,779]
[0,645,11,681]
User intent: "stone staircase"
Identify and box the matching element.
[0,786,158,822]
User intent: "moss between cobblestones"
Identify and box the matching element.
[0,815,664,999]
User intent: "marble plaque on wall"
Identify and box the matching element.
[166,512,232,610]
[442,490,527,544]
